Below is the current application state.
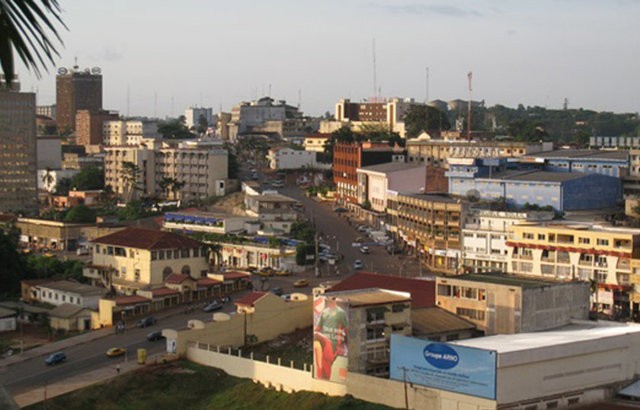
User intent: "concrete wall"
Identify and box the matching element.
[563,174,621,211]
[520,282,590,332]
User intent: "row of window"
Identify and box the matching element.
[95,245,207,260]
[437,284,487,301]
[43,291,80,304]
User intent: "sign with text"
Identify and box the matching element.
[390,334,497,400]
[313,295,349,383]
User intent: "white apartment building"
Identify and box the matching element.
[304,134,330,153]
[103,119,159,146]
[461,210,554,273]
[356,162,426,212]
[229,97,301,140]
[104,139,228,201]
[334,97,417,138]
[267,147,319,170]
[184,107,214,130]
[34,280,106,309]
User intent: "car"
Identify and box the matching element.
[293,279,309,288]
[281,294,292,302]
[76,247,89,256]
[45,351,66,365]
[136,316,156,328]
[271,287,284,296]
[106,347,126,358]
[357,225,369,233]
[203,300,223,312]
[353,260,364,270]
[333,207,348,213]
[274,270,292,277]
[360,246,371,254]
[146,330,165,342]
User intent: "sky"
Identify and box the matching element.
[16,0,640,118]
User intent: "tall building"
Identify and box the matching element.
[102,119,159,146]
[184,107,213,130]
[56,66,103,132]
[75,109,119,146]
[334,97,417,138]
[0,78,38,214]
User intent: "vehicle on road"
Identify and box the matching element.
[254,267,274,277]
[353,260,364,270]
[333,207,348,213]
[281,294,292,302]
[136,316,156,328]
[360,246,371,254]
[76,247,89,255]
[146,331,165,342]
[271,287,284,296]
[45,351,66,365]
[203,300,223,312]
[293,279,309,288]
[106,347,126,358]
[274,270,292,277]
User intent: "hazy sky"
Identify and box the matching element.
[16,0,640,117]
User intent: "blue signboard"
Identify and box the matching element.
[390,334,497,400]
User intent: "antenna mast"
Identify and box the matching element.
[372,38,377,102]
[127,84,130,117]
[425,67,430,133]
[467,71,472,141]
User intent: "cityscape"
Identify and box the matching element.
[2,1,640,410]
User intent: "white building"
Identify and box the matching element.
[356,162,426,212]
[37,168,79,192]
[34,280,106,309]
[219,241,299,273]
[244,193,299,234]
[184,107,214,130]
[229,97,301,140]
[304,134,330,153]
[0,307,17,332]
[461,209,554,272]
[163,211,257,235]
[103,119,159,146]
[267,147,319,170]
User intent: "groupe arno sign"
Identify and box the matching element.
[423,342,460,370]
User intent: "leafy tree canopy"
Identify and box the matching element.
[63,204,96,223]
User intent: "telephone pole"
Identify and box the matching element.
[467,71,473,141]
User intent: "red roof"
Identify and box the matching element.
[92,227,203,250]
[114,295,150,306]
[235,291,267,307]
[165,273,193,284]
[222,271,250,280]
[151,287,180,298]
[197,277,222,287]
[328,272,435,308]
[0,214,17,223]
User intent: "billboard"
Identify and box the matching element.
[313,295,349,383]
[390,334,497,400]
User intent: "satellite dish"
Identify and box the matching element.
[91,67,101,75]
[466,189,481,202]
[57,67,68,75]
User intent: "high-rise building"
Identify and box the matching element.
[76,109,119,146]
[0,78,38,214]
[56,66,102,132]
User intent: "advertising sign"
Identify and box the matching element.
[390,334,497,400]
[313,295,349,383]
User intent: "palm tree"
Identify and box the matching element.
[41,166,54,190]
[158,177,172,198]
[0,1,67,85]
[121,161,142,202]
[170,180,185,200]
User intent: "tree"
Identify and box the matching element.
[0,229,30,297]
[227,150,239,179]
[157,118,196,139]
[158,177,173,198]
[121,161,142,201]
[63,204,96,223]
[70,166,104,191]
[403,105,451,138]
[197,114,208,134]
[0,0,66,85]
[54,177,72,195]
[170,179,185,200]
[41,167,54,190]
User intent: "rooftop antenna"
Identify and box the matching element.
[297,89,301,109]
[154,92,158,118]
[467,71,473,141]
[171,95,175,118]
[425,67,430,132]
[372,38,377,102]
[268,84,272,98]
[73,56,78,70]
[126,84,130,117]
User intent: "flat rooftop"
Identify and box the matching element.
[250,194,298,203]
[328,288,411,307]
[399,193,460,203]
[484,170,589,182]
[38,280,105,296]
[359,162,424,174]
[523,149,629,161]
[439,272,570,288]
[451,320,640,354]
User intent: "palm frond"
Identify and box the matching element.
[0,0,67,83]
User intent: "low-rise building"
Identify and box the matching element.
[75,109,119,147]
[244,193,299,234]
[388,193,467,274]
[435,273,590,335]
[356,162,426,212]
[85,227,210,294]
[267,147,319,170]
[48,303,93,332]
[0,307,17,332]
[304,134,330,153]
[163,211,256,235]
[218,241,298,272]
[16,217,125,251]
[520,148,629,178]
[507,222,640,316]
[315,289,412,379]
[32,280,106,309]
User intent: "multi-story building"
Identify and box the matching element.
[247,118,319,143]
[406,137,553,166]
[36,104,56,119]
[218,241,298,272]
[229,97,301,140]
[266,147,319,170]
[184,107,213,130]
[356,162,426,213]
[0,79,37,214]
[447,158,622,211]
[104,139,228,201]
[103,119,159,146]
[303,134,330,153]
[36,136,63,169]
[333,141,402,206]
[388,193,467,274]
[590,135,640,149]
[244,193,299,233]
[31,280,105,309]
[84,227,210,294]
[56,66,102,132]
[75,109,119,147]
[335,98,417,138]
[462,209,554,273]
[435,273,589,335]
[315,289,412,379]
[506,223,640,316]
[520,149,629,178]
[163,211,256,235]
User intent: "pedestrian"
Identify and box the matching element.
[116,364,120,375]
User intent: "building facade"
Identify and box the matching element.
[356,163,426,212]
[388,193,467,274]
[184,107,213,130]
[103,119,159,146]
[163,211,255,235]
[0,82,37,214]
[334,98,416,138]
[75,109,119,146]
[33,280,105,309]
[304,134,330,152]
[56,67,102,132]
[267,147,319,170]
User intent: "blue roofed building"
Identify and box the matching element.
[447,158,622,212]
[520,149,629,178]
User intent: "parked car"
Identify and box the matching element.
[271,287,284,296]
[333,207,348,213]
[360,246,371,254]
[45,351,66,365]
[146,330,165,342]
[106,347,126,358]
[353,260,364,270]
[274,270,292,277]
[281,294,292,302]
[136,316,156,328]
[76,247,89,256]
[203,300,223,312]
[293,279,309,288]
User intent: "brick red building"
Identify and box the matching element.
[56,70,102,132]
[76,109,118,146]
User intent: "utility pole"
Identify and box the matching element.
[425,67,430,133]
[243,310,247,347]
[403,367,410,410]
[467,71,473,141]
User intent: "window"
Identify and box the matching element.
[129,249,135,258]
[597,239,609,246]
[578,237,590,245]
[174,250,180,259]
[107,246,114,255]
[567,397,580,406]
[181,249,190,258]
[167,250,172,259]
[523,232,534,239]
[437,284,452,296]
[151,251,158,260]
[537,234,546,240]
[456,307,485,321]
[95,245,101,254]
[62,295,66,302]
[158,250,165,260]
[134,269,140,282]
[392,304,407,313]
[366,327,385,340]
